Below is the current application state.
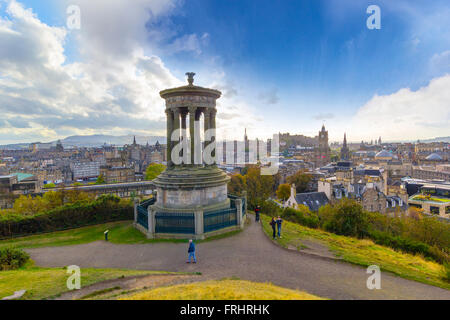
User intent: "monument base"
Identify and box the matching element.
[153,165,231,211]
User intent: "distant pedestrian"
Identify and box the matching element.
[276,216,283,238]
[255,206,261,222]
[269,217,277,240]
[187,239,197,263]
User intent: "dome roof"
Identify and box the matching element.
[375,150,393,158]
[425,153,443,161]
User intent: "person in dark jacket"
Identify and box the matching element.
[269,217,277,240]
[187,239,197,263]
[276,216,283,238]
[255,206,261,222]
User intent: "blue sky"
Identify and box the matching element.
[1,0,449,143]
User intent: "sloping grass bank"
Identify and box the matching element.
[0,220,246,250]
[0,264,173,300]
[261,215,449,290]
[0,221,156,249]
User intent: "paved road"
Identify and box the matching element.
[27,218,450,300]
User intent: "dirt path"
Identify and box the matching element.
[27,218,450,300]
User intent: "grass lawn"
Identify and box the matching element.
[0,221,245,250]
[261,215,449,290]
[0,263,175,300]
[121,279,323,300]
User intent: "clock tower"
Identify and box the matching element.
[315,124,330,167]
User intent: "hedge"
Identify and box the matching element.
[282,207,319,229]
[0,195,133,239]
[368,230,448,264]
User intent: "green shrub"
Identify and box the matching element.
[260,200,282,217]
[443,263,450,282]
[0,194,133,238]
[321,199,369,238]
[282,206,319,229]
[368,230,448,264]
[0,247,30,271]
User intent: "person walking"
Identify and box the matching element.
[269,217,277,240]
[255,205,261,222]
[276,216,283,238]
[187,239,197,264]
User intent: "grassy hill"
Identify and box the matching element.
[121,279,323,300]
[261,215,449,290]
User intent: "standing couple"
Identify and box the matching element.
[270,216,283,240]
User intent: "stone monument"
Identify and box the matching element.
[134,73,246,239]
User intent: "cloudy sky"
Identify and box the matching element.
[0,0,449,144]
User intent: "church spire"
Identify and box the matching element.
[133,136,137,146]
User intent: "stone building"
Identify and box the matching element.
[99,164,135,184]
[0,174,40,209]
[315,125,330,168]
[340,133,350,161]
[408,184,450,219]
[286,184,329,211]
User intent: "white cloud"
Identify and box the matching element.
[0,0,184,144]
[351,75,450,141]
[0,0,266,144]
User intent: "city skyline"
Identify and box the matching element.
[1,0,450,144]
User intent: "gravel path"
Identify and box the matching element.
[26,218,450,300]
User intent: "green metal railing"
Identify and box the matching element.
[204,207,237,233]
[155,212,195,234]
[137,205,149,229]
[136,198,155,230]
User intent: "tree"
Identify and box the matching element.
[245,166,274,209]
[287,170,312,193]
[42,191,64,210]
[96,174,106,185]
[64,189,94,204]
[320,199,369,238]
[13,195,44,215]
[228,174,246,196]
[145,163,166,181]
[276,184,291,202]
[43,183,56,189]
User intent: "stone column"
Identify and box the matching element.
[133,199,139,224]
[195,209,204,240]
[165,109,173,168]
[204,109,211,140]
[181,112,188,165]
[203,109,211,166]
[173,108,180,164]
[195,109,202,165]
[147,208,156,239]
[210,109,217,165]
[189,106,196,166]
[236,198,244,229]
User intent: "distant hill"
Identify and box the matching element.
[0,134,167,150]
[60,135,166,148]
[420,136,450,143]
